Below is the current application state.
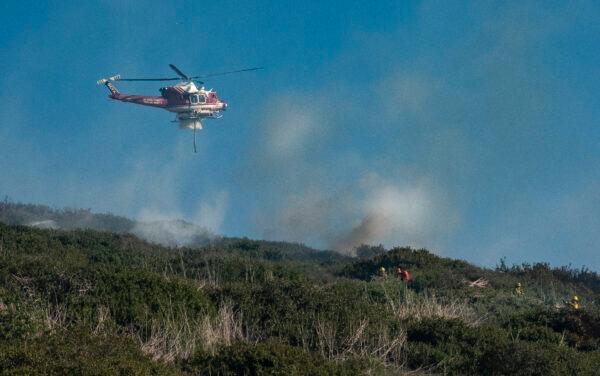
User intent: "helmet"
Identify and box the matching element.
[516,282,522,287]
[573,295,579,301]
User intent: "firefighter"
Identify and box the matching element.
[515,282,524,296]
[378,266,387,278]
[394,266,403,278]
[400,269,410,282]
[567,295,581,310]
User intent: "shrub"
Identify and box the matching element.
[183,341,373,375]
[0,328,178,375]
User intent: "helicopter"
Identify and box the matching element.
[97,64,262,152]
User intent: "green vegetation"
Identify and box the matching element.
[0,203,599,375]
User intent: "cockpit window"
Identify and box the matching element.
[198,95,206,103]
[190,95,198,104]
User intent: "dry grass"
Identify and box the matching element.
[313,317,406,365]
[383,286,480,326]
[42,303,67,331]
[141,321,195,363]
[306,284,481,373]
[310,316,409,375]
[466,277,489,288]
[345,320,406,361]
[93,305,111,336]
[306,283,478,371]
[139,302,246,363]
[200,304,245,353]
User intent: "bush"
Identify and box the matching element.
[1,220,600,374]
[404,317,600,375]
[184,341,371,375]
[0,328,178,375]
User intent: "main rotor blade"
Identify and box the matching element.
[169,64,189,80]
[117,77,180,81]
[115,65,262,82]
[192,67,264,79]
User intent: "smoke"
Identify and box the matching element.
[263,95,322,158]
[28,220,59,230]
[126,191,228,248]
[265,178,449,257]
[332,183,435,255]
[194,191,229,234]
[246,81,456,256]
[131,213,214,247]
[108,138,229,247]
[268,188,344,248]
[332,215,380,255]
[251,121,452,255]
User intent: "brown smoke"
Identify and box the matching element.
[330,214,384,256]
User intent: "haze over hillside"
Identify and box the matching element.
[0,200,214,248]
[0,200,336,260]
[1,199,598,277]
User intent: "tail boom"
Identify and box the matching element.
[97,75,167,107]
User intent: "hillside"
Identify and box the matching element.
[0,204,599,374]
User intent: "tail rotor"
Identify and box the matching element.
[96,75,121,95]
[96,75,121,85]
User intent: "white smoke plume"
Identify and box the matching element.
[263,93,326,159]
[249,86,455,256]
[28,219,60,230]
[331,183,437,255]
[131,219,213,248]
[256,167,451,256]
[129,189,228,248]
[194,191,229,234]
[131,206,220,248]
[107,138,229,248]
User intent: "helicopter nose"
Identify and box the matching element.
[222,102,228,110]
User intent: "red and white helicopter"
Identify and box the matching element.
[97,64,261,151]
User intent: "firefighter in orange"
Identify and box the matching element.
[400,269,410,282]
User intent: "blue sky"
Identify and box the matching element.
[1,1,598,269]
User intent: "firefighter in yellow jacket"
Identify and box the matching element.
[567,295,581,310]
[515,282,524,296]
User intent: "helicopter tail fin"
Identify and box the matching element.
[96,75,121,96]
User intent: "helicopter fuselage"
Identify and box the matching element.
[110,92,227,113]
[104,81,227,129]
